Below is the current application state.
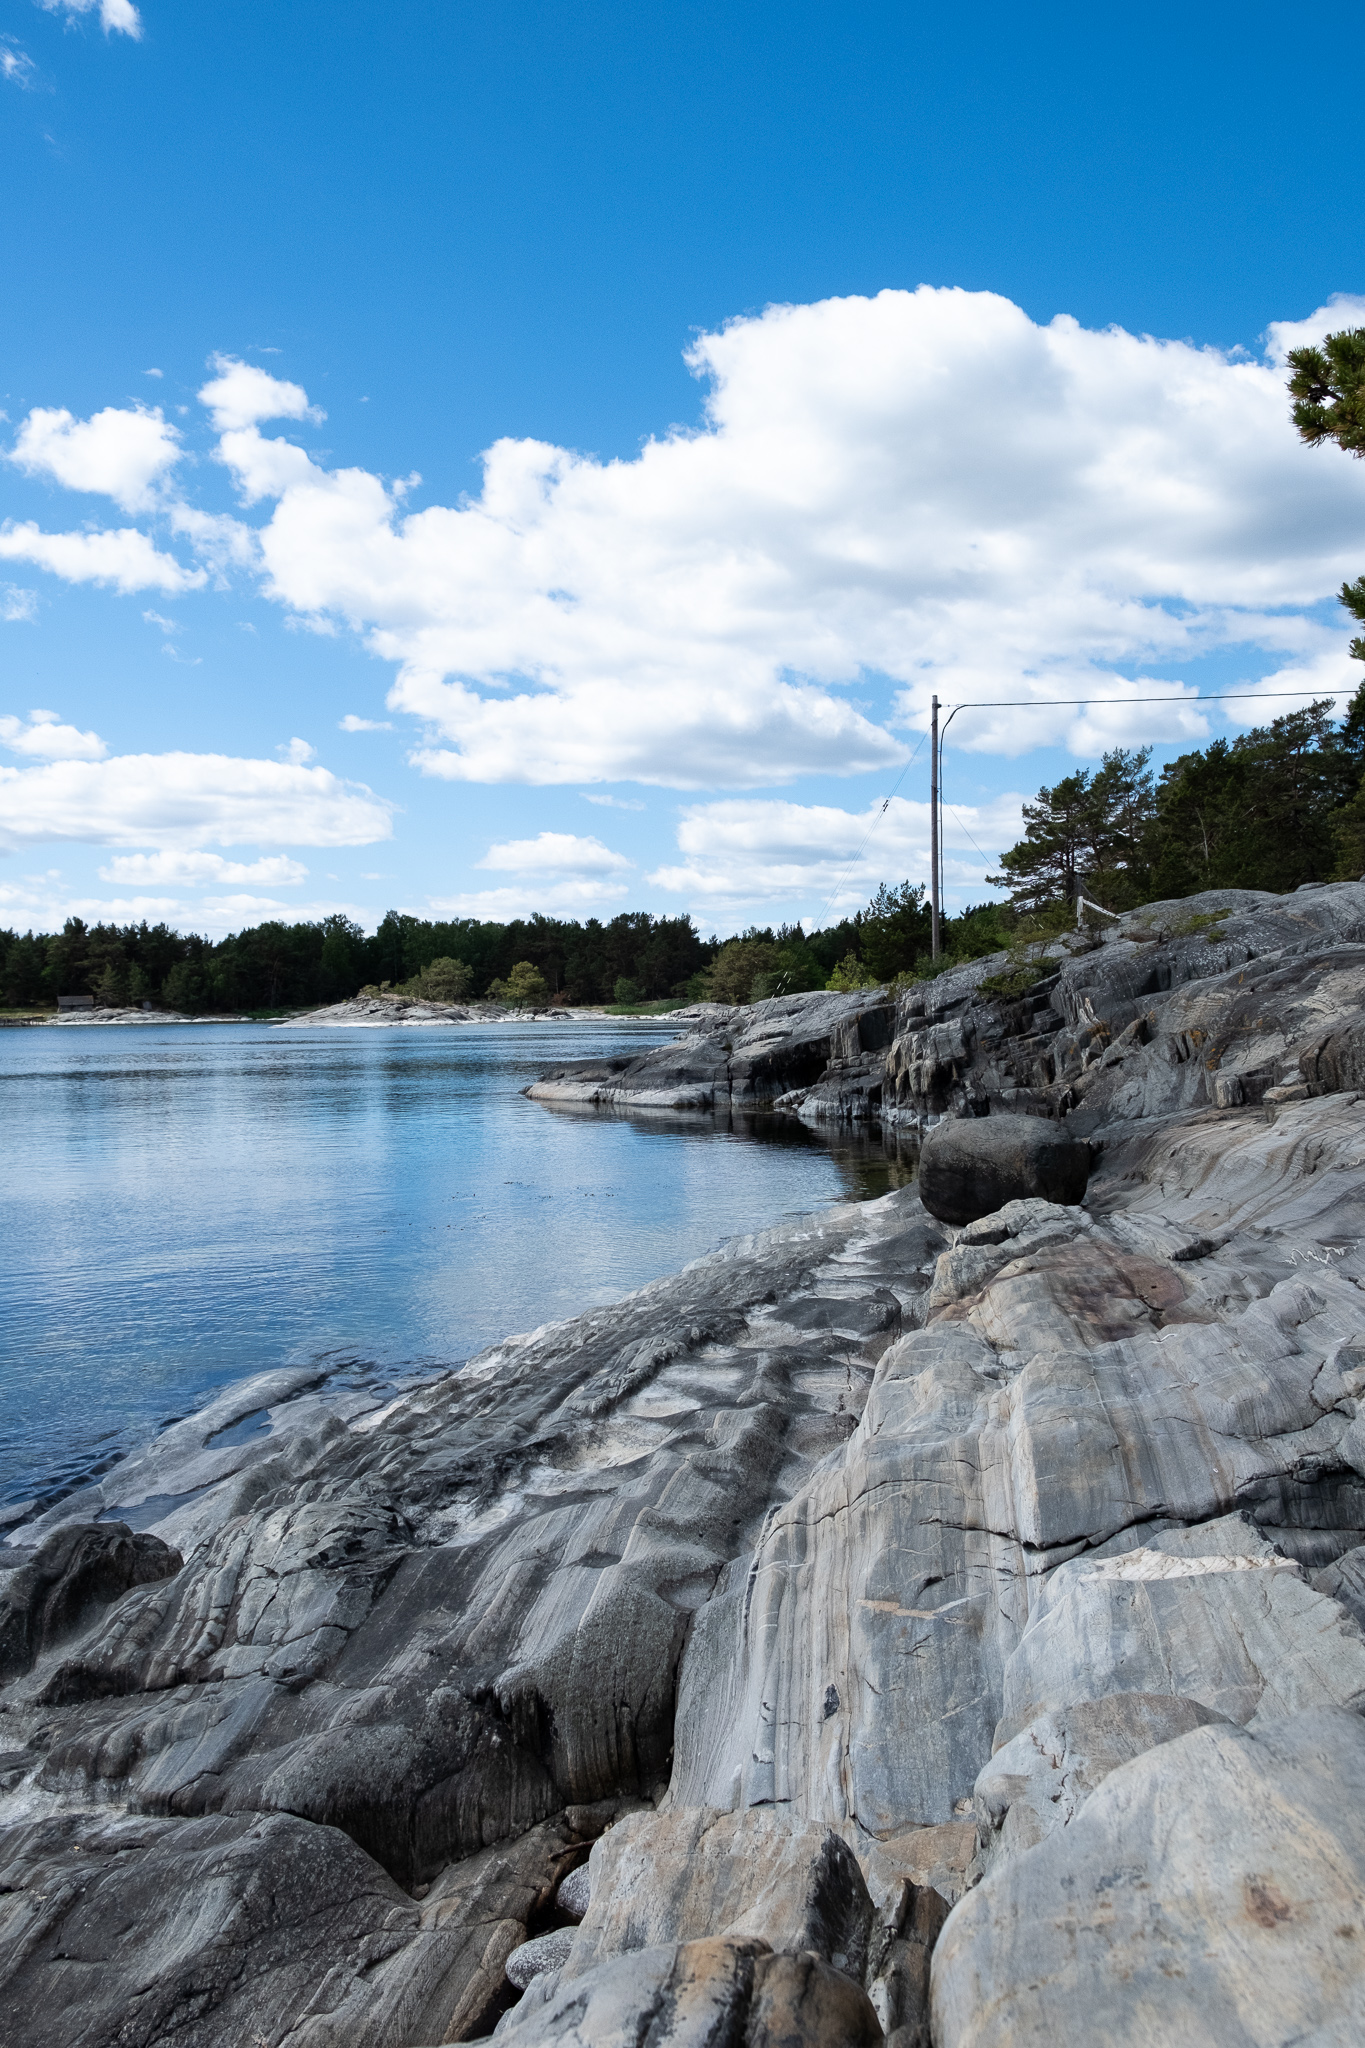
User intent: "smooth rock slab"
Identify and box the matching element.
[917,1115,1090,1226]
[975,1691,1228,1863]
[932,1707,1365,2048]
[565,1806,874,1981]
[1001,1539,1365,1733]
[0,1808,415,2048]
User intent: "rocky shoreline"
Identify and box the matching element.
[27,1006,251,1026]
[6,877,1365,2045]
[16,997,646,1029]
[274,997,572,1027]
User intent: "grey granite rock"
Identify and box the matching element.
[13,878,1365,2045]
[556,1861,592,1917]
[506,1926,576,1988]
[1,1189,945,1918]
[0,1808,418,2048]
[563,1807,873,1981]
[527,990,896,1115]
[932,1707,1365,2047]
[1000,1526,1365,1732]
[291,1809,624,2048]
[974,1691,1229,1864]
[487,1937,882,2048]
[0,1521,180,1679]
[864,1878,948,2048]
[917,1113,1090,1224]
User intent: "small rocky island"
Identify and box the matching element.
[6,879,1365,2046]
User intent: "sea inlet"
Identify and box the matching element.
[1,1017,912,1520]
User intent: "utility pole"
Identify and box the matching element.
[930,694,940,960]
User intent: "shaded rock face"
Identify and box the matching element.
[526,991,896,1115]
[873,879,1365,1136]
[531,879,1365,1145]
[12,878,1365,2045]
[916,1113,1090,1224]
[0,1521,180,1680]
[0,1809,416,2048]
[493,1937,883,2048]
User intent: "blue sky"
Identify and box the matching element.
[2,1,1363,940]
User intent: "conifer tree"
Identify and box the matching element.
[1287,326,1365,667]
[1287,326,1365,873]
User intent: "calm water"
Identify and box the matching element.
[0,1020,912,1514]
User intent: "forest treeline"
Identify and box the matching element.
[0,886,1013,1014]
[6,690,1365,1015]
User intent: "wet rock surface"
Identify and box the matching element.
[8,877,1365,2045]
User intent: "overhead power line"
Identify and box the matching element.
[796,683,1355,964]
[926,684,1355,957]
[940,688,1356,709]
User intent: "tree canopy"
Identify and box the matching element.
[986,694,1365,915]
[1288,325,1365,665]
[987,749,1155,909]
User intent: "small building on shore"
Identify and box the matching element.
[57,994,96,1011]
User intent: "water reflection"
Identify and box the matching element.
[0,1019,917,1515]
[535,1094,919,1203]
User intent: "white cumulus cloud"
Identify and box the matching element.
[6,405,181,511]
[167,503,257,574]
[98,851,309,886]
[12,291,1365,781]
[0,709,108,760]
[1,584,38,622]
[0,751,394,849]
[197,289,1365,783]
[340,714,393,731]
[476,830,633,875]
[1263,296,1365,366]
[198,356,324,433]
[649,792,1027,920]
[0,522,204,593]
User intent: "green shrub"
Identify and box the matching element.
[1167,908,1232,940]
[487,960,550,1009]
[416,956,473,1001]
[826,953,878,992]
[977,953,1061,1001]
[709,939,781,1005]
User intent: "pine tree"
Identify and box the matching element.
[987,748,1153,909]
[1287,328,1365,666]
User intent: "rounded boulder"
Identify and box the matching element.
[917,1113,1089,1226]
